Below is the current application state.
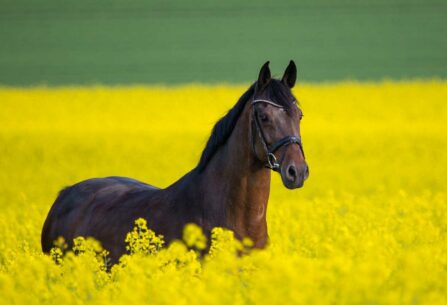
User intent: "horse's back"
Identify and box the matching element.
[41,176,160,254]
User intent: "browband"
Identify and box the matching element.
[251,99,284,108]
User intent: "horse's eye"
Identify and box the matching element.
[259,113,269,122]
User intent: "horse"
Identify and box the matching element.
[41,61,309,264]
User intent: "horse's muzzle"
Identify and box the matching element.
[281,162,309,189]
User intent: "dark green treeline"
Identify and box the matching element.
[0,0,445,85]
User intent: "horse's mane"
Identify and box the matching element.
[196,80,296,172]
[196,83,255,172]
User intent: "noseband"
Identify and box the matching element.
[251,99,304,171]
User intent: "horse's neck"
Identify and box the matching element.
[199,103,271,247]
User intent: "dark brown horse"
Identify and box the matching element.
[41,61,309,263]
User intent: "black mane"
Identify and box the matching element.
[196,79,296,172]
[196,83,255,172]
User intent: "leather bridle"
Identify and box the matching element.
[251,99,305,171]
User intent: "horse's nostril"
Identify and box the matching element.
[287,165,297,180]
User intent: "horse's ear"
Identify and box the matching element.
[282,60,297,88]
[257,61,271,90]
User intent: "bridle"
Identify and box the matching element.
[251,99,305,171]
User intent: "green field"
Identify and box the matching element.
[1,0,446,85]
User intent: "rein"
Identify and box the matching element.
[251,99,304,171]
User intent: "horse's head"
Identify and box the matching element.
[251,61,309,189]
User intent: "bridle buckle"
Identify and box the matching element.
[267,153,280,171]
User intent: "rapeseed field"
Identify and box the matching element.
[0,81,446,304]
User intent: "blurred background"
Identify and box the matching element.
[0,0,445,85]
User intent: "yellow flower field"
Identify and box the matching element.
[0,81,446,305]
